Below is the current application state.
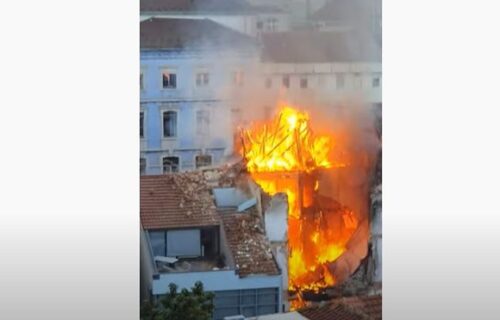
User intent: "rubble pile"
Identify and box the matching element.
[221,209,280,277]
[170,171,216,218]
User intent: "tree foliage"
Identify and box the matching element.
[141,281,215,320]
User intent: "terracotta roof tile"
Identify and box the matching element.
[140,173,220,230]
[220,209,281,277]
[299,294,382,320]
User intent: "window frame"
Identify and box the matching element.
[140,69,145,91]
[196,109,210,136]
[300,76,308,89]
[162,110,178,138]
[195,68,210,87]
[140,111,145,139]
[372,73,381,88]
[195,154,213,169]
[162,156,180,173]
[282,75,290,89]
[160,67,177,89]
[140,157,146,175]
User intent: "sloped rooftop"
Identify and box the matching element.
[140,172,220,229]
[141,18,256,50]
[141,0,282,14]
[298,294,382,320]
[220,208,281,277]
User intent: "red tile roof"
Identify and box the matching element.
[299,294,382,320]
[220,209,281,277]
[140,173,220,230]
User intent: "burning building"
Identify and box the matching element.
[239,103,378,309]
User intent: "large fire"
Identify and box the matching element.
[240,104,360,309]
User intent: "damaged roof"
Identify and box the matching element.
[141,18,256,50]
[220,209,281,277]
[299,294,382,320]
[140,173,220,229]
[261,31,381,63]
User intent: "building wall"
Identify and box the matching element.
[258,62,382,107]
[140,50,258,174]
[140,227,156,301]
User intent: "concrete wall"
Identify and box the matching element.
[153,270,282,294]
[140,227,155,301]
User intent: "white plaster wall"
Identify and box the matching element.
[264,194,288,242]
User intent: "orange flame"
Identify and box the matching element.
[240,104,358,309]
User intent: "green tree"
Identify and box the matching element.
[141,281,215,320]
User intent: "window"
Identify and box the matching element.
[266,18,278,31]
[336,73,345,89]
[300,77,308,89]
[167,229,201,257]
[196,109,210,135]
[213,288,279,320]
[163,111,177,137]
[140,158,146,175]
[353,72,362,89]
[196,155,212,168]
[149,229,202,257]
[233,70,244,86]
[372,74,381,87]
[162,69,177,89]
[162,156,179,173]
[196,71,209,87]
[149,231,166,256]
[265,77,272,89]
[140,112,144,138]
[282,75,290,88]
[140,71,144,90]
[256,21,263,30]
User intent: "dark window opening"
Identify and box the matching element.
[196,155,212,168]
[300,77,308,89]
[282,75,290,88]
[140,112,144,138]
[372,75,381,87]
[200,227,219,259]
[163,156,179,173]
[162,71,177,89]
[140,158,146,175]
[140,72,144,90]
[163,111,177,137]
